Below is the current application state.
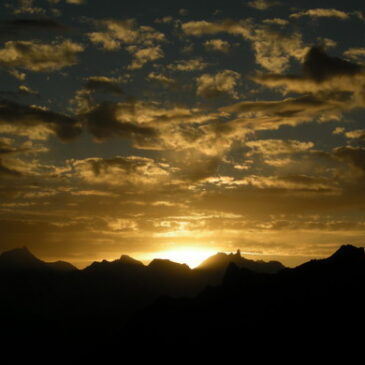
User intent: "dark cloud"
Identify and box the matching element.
[0,18,68,38]
[83,77,124,95]
[303,46,363,83]
[0,40,84,72]
[0,159,22,177]
[70,155,170,186]
[253,47,365,97]
[0,99,81,141]
[81,101,157,143]
[333,146,365,173]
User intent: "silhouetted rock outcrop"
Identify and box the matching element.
[47,260,78,272]
[125,244,365,349]
[0,247,78,272]
[0,247,48,270]
[198,249,284,273]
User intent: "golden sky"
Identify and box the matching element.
[1,0,365,267]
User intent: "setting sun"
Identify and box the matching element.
[150,247,217,268]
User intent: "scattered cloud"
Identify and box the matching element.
[147,72,176,86]
[0,99,81,141]
[290,8,350,20]
[220,94,343,131]
[344,48,365,62]
[246,139,314,156]
[204,39,231,53]
[82,76,124,95]
[196,70,240,98]
[167,58,208,71]
[127,45,164,69]
[70,156,171,186]
[0,40,84,72]
[88,18,165,51]
[262,18,288,26]
[252,47,365,107]
[182,19,306,72]
[12,0,45,15]
[247,0,281,11]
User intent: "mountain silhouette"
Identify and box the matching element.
[0,246,45,270]
[198,249,284,273]
[0,246,78,272]
[1,244,364,360]
[123,244,365,350]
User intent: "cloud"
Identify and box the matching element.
[333,127,365,141]
[333,146,365,174]
[246,139,314,155]
[182,19,305,72]
[80,101,158,144]
[126,45,164,69]
[147,72,176,86]
[262,18,289,26]
[70,156,171,186]
[248,0,281,10]
[167,58,208,71]
[0,99,81,141]
[75,97,240,157]
[221,95,334,115]
[66,0,85,4]
[12,0,45,15]
[0,40,84,72]
[79,98,221,149]
[83,76,124,95]
[344,48,365,62]
[182,19,250,37]
[290,8,350,20]
[196,70,240,98]
[303,47,362,82]
[204,39,231,53]
[237,175,336,191]
[154,16,174,24]
[88,18,165,51]
[0,137,47,156]
[252,47,365,107]
[0,137,49,179]
[0,160,23,177]
[0,84,39,99]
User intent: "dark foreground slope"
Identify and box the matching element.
[124,245,365,351]
[1,245,364,360]
[0,246,284,359]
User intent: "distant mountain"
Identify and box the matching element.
[1,244,364,358]
[0,247,77,272]
[125,244,365,348]
[0,247,47,270]
[84,254,144,273]
[47,260,78,272]
[293,244,365,274]
[198,249,285,273]
[148,258,191,273]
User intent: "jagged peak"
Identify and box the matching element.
[0,246,40,261]
[329,245,365,262]
[119,255,144,266]
[148,258,190,271]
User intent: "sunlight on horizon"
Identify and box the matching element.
[145,246,218,268]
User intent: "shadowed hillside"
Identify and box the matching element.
[125,244,365,350]
[1,245,364,360]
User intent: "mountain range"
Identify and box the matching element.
[1,244,364,360]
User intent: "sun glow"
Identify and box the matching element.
[152,246,217,268]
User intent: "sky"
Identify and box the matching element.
[2,0,365,267]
